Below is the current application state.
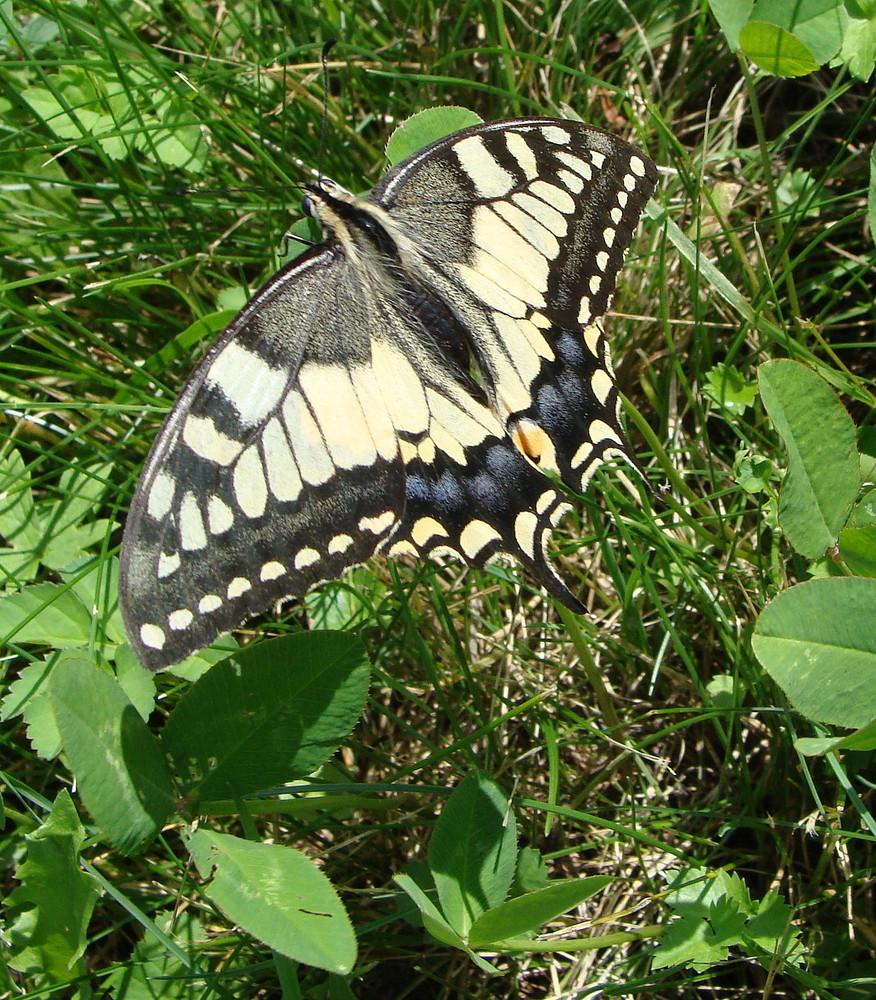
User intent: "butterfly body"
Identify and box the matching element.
[120,117,657,670]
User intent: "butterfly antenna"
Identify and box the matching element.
[317,38,338,183]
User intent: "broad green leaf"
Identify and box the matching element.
[739,22,820,76]
[745,889,803,961]
[652,868,745,970]
[758,360,859,558]
[49,659,174,853]
[5,790,99,982]
[0,583,93,648]
[708,0,755,49]
[839,525,876,576]
[162,631,370,801]
[385,107,483,166]
[188,829,356,974]
[752,577,876,728]
[429,773,517,937]
[468,876,611,947]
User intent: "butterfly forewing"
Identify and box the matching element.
[121,248,408,669]
[120,117,656,669]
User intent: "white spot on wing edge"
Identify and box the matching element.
[140,623,165,650]
[179,493,207,551]
[227,577,252,598]
[168,609,193,631]
[198,594,222,613]
[591,369,614,405]
[261,417,303,502]
[529,179,576,216]
[294,547,320,570]
[182,415,242,465]
[503,130,538,178]
[158,551,181,578]
[207,496,234,535]
[411,516,449,547]
[260,561,285,581]
[328,533,354,555]
[541,125,570,145]
[359,510,396,535]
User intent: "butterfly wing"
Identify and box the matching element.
[120,245,410,669]
[373,118,657,491]
[121,117,656,669]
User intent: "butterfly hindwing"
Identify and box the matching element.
[120,117,656,669]
[374,118,657,489]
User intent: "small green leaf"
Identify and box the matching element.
[758,360,859,559]
[796,716,876,755]
[0,448,42,582]
[739,21,820,76]
[62,556,125,646]
[468,876,611,947]
[385,107,483,166]
[393,873,464,948]
[752,577,876,728]
[0,583,93,649]
[161,631,370,801]
[839,525,876,576]
[5,790,99,982]
[1,655,65,759]
[837,13,876,81]
[49,659,174,853]
[188,829,356,975]
[703,365,757,413]
[511,847,551,895]
[429,773,517,937]
[870,139,876,247]
[733,449,773,494]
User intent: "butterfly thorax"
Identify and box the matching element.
[303,178,405,270]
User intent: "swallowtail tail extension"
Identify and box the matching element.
[120,117,657,670]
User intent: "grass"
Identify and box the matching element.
[2,0,876,997]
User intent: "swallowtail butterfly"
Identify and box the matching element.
[120,117,657,670]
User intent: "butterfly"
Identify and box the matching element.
[119,116,657,670]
